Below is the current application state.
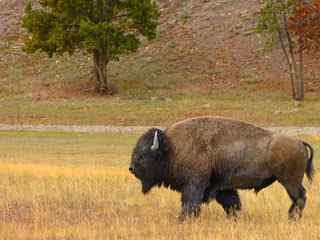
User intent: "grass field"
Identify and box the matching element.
[1,90,320,126]
[0,131,319,239]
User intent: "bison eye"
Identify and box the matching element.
[139,152,149,159]
[138,156,146,163]
[137,153,150,164]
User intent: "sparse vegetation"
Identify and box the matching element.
[1,1,319,101]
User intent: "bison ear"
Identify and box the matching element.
[150,130,159,151]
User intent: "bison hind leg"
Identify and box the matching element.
[202,186,217,204]
[281,183,306,220]
[254,176,277,194]
[216,189,241,218]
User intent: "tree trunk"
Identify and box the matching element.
[281,9,304,101]
[277,25,297,99]
[296,37,304,100]
[287,55,304,101]
[93,50,110,94]
[287,39,304,101]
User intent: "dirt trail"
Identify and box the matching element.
[0,124,319,135]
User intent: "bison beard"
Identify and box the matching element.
[129,117,315,222]
[141,181,155,194]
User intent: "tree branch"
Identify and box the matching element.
[299,0,318,11]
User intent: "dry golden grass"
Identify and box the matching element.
[0,132,319,239]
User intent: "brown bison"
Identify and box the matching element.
[129,117,314,221]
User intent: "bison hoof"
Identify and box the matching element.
[226,208,240,220]
[288,209,302,221]
[178,214,187,223]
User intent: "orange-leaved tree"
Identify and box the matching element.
[257,0,320,101]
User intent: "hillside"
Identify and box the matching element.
[0,0,319,99]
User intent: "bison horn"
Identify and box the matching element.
[151,130,159,151]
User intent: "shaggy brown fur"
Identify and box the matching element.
[130,116,314,221]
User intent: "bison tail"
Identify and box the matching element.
[303,141,314,183]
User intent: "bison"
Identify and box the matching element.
[129,116,314,221]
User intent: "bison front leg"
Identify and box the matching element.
[179,183,205,222]
[216,189,241,218]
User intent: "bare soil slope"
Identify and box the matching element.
[0,0,319,96]
[0,0,40,38]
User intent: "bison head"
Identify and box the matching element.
[130,128,169,194]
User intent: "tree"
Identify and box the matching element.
[257,0,320,101]
[22,0,159,94]
[288,1,320,51]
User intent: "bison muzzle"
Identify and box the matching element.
[129,117,315,221]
